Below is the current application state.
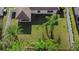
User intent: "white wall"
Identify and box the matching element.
[32,10,57,14]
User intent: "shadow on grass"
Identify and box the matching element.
[19,14,52,34]
[31,14,51,25]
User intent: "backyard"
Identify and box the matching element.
[2,8,71,50]
[53,8,70,49]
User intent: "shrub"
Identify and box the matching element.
[34,38,46,51]
[8,40,23,51]
[74,40,79,51]
[34,38,59,51]
[46,39,58,50]
[2,25,23,50]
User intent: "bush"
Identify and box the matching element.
[34,38,59,51]
[74,40,79,51]
[2,25,23,50]
[8,40,23,51]
[34,38,46,51]
[46,39,58,50]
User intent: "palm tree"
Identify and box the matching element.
[2,7,22,50]
[49,15,58,39]
[44,14,58,39]
[1,7,13,50]
[2,25,22,50]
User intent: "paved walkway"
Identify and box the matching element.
[66,7,74,49]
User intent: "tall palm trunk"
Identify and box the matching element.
[5,8,12,31]
[50,25,54,39]
[45,25,50,38]
[3,8,12,50]
[50,29,53,39]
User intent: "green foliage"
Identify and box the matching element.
[74,41,79,51]
[2,25,23,50]
[45,14,58,25]
[46,39,58,50]
[49,14,58,29]
[34,38,46,51]
[8,40,23,51]
[34,38,59,51]
[44,14,58,39]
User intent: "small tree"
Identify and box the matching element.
[44,14,58,39]
[2,25,22,50]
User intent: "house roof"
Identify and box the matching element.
[15,7,59,19]
[0,7,4,16]
[30,7,59,10]
[16,7,31,19]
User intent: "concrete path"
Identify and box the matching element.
[66,7,74,49]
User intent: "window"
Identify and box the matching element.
[20,18,29,22]
[77,17,79,22]
[22,19,26,21]
[48,10,53,13]
[37,10,40,13]
[22,19,29,21]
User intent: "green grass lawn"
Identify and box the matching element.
[53,9,70,49]
[55,16,70,49]
[3,10,70,50]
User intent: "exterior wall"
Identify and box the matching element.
[15,7,58,22]
[32,10,57,14]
